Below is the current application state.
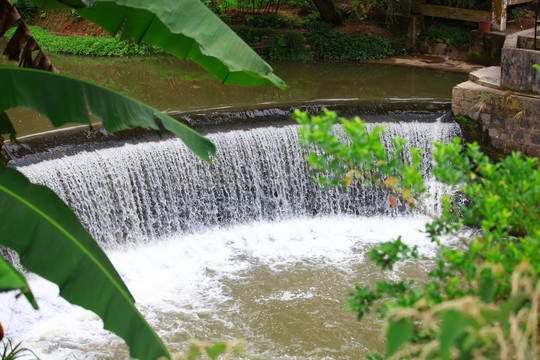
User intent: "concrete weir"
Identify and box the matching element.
[452,28,540,158]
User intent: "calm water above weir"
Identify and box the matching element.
[1,53,467,359]
[1,53,466,137]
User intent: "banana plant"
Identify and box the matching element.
[0,0,286,359]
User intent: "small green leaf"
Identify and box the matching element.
[440,310,468,360]
[499,294,526,327]
[0,255,38,309]
[478,276,496,303]
[386,318,413,356]
[188,345,200,358]
[205,342,227,360]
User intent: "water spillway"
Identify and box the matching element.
[2,116,462,359]
[17,121,460,247]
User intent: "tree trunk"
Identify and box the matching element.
[312,0,342,25]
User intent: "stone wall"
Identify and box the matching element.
[452,81,540,157]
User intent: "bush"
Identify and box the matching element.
[269,31,311,61]
[232,25,277,43]
[295,109,539,359]
[13,0,38,24]
[417,23,471,48]
[232,26,310,61]
[307,23,406,60]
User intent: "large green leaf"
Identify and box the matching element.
[0,254,38,309]
[31,0,287,89]
[0,66,216,162]
[0,112,17,143]
[0,164,170,360]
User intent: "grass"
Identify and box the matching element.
[3,26,163,57]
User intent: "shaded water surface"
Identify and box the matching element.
[1,53,466,137]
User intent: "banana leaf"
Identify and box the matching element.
[30,0,287,89]
[0,254,38,309]
[0,163,170,360]
[0,67,216,162]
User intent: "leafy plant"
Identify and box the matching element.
[69,8,82,21]
[295,109,539,359]
[307,22,406,60]
[11,0,38,22]
[0,0,285,358]
[3,26,164,56]
[162,339,246,360]
[1,339,39,360]
[510,6,523,24]
[269,31,311,61]
[417,23,471,49]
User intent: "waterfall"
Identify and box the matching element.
[16,122,461,248]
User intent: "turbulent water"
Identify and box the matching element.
[1,120,462,359]
[18,122,460,247]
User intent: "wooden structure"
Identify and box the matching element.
[406,0,532,31]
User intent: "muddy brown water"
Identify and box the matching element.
[1,53,466,138]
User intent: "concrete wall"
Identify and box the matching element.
[452,81,540,157]
[500,30,540,95]
[468,30,506,66]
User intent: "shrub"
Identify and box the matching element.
[417,23,471,48]
[307,22,406,60]
[13,0,38,24]
[295,109,539,359]
[269,30,311,61]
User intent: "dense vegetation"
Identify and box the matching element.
[296,109,539,359]
[307,22,406,60]
[4,26,164,56]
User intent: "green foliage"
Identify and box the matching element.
[269,31,311,61]
[218,13,234,25]
[533,64,540,79]
[510,6,524,24]
[1,0,286,358]
[163,339,246,360]
[0,67,216,161]
[0,163,170,360]
[232,26,310,61]
[12,0,38,22]
[245,13,300,28]
[295,109,540,359]
[0,256,37,310]
[307,23,406,60]
[3,26,163,57]
[286,0,315,15]
[345,0,398,25]
[0,339,39,360]
[69,8,83,22]
[232,25,273,43]
[29,0,286,88]
[417,23,471,48]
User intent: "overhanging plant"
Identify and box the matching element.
[0,0,286,359]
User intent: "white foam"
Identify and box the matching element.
[0,215,441,359]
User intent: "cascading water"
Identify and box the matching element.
[17,122,459,246]
[1,119,462,359]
